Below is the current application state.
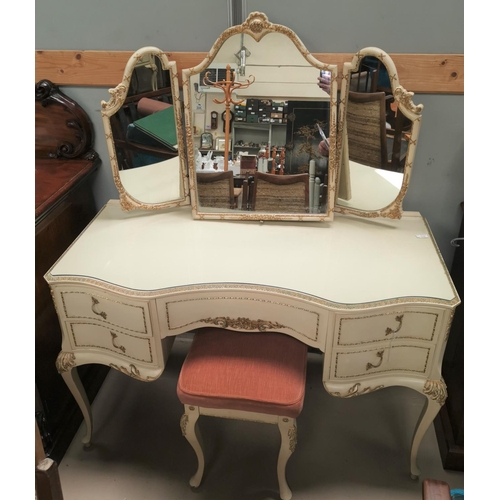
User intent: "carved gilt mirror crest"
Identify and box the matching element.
[336,47,424,219]
[182,12,338,221]
[101,47,190,211]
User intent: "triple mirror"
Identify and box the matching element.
[101,13,424,221]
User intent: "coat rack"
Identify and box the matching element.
[203,65,255,171]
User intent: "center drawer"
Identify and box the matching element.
[156,291,330,348]
[58,288,152,336]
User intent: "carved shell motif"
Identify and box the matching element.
[243,12,272,34]
[423,379,447,405]
[56,352,76,373]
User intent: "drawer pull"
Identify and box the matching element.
[385,315,404,336]
[110,332,126,353]
[366,350,384,371]
[91,297,107,320]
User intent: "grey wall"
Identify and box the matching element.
[36,0,463,268]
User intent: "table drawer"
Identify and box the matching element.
[59,289,152,336]
[68,322,156,364]
[157,291,329,348]
[335,308,441,346]
[332,344,432,379]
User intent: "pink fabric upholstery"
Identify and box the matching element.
[177,328,308,418]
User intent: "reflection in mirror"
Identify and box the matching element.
[183,12,338,221]
[336,48,423,219]
[101,47,189,211]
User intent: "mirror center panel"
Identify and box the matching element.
[183,12,338,221]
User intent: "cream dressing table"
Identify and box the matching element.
[46,200,458,478]
[44,11,460,485]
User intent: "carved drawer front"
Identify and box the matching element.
[335,308,441,346]
[332,344,432,379]
[157,292,329,348]
[59,289,152,336]
[68,322,156,364]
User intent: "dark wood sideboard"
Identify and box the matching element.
[35,80,109,463]
[434,206,464,471]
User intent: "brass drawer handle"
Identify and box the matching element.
[366,350,384,371]
[91,296,107,320]
[385,315,404,336]
[110,332,126,353]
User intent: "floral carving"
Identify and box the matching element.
[199,316,286,332]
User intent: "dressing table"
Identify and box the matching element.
[45,12,460,482]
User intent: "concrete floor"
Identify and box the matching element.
[58,333,464,500]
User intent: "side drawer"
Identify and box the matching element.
[157,291,330,348]
[332,344,433,379]
[335,307,443,346]
[57,288,152,336]
[67,322,157,365]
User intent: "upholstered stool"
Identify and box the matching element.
[177,327,308,500]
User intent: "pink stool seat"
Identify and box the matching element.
[177,328,308,418]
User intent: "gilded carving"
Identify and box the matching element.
[101,84,127,114]
[423,379,447,405]
[332,383,385,398]
[56,351,76,373]
[288,425,297,452]
[199,316,287,332]
[180,414,189,436]
[393,86,424,114]
[109,363,159,381]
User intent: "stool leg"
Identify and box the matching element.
[181,405,205,487]
[277,417,296,500]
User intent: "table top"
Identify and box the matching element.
[47,200,458,306]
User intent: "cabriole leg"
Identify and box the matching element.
[277,417,296,500]
[56,352,93,447]
[410,379,447,479]
[181,406,205,488]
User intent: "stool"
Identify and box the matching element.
[177,327,308,500]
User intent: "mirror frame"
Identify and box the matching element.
[101,46,190,211]
[182,12,338,222]
[336,47,424,219]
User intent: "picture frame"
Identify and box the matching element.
[200,132,213,149]
[215,137,231,151]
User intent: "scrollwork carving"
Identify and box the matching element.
[332,383,385,398]
[109,363,159,381]
[393,86,424,115]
